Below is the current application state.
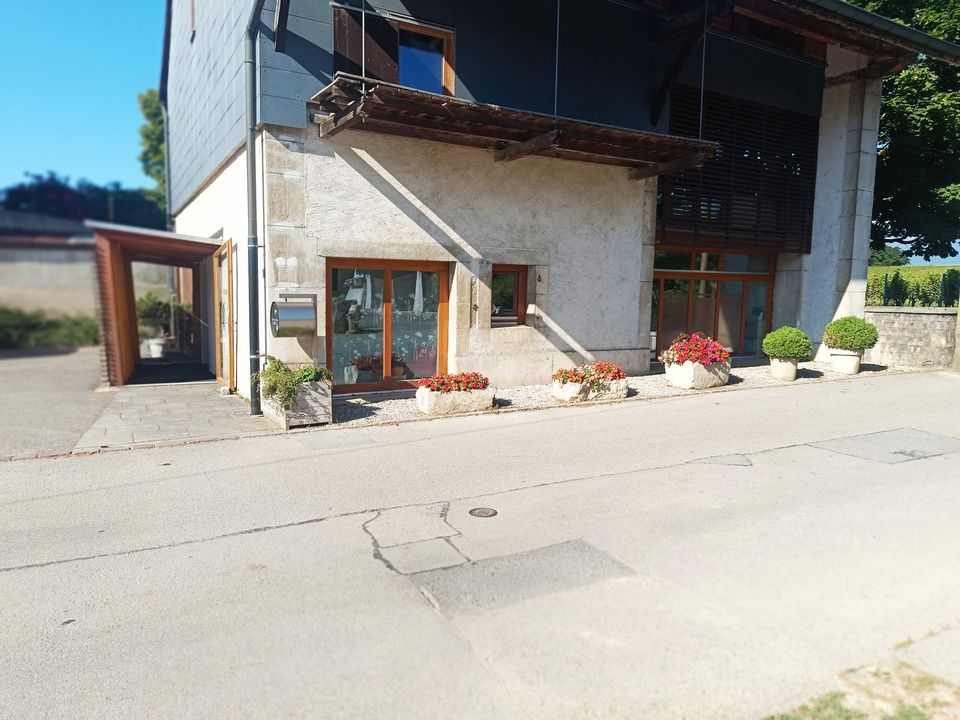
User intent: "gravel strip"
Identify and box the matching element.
[330,362,914,428]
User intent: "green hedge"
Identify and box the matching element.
[866,266,960,307]
[0,306,99,350]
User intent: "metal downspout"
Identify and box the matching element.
[245,0,267,415]
[161,104,173,231]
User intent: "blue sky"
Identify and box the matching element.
[0,1,166,190]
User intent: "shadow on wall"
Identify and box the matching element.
[323,138,651,374]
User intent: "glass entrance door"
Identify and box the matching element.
[652,250,773,356]
[328,262,448,390]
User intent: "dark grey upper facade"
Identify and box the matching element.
[162,0,960,217]
[162,0,835,214]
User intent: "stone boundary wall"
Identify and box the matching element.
[864,306,957,368]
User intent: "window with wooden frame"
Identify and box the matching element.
[491,265,527,328]
[332,8,454,95]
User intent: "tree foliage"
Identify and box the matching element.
[2,172,164,229]
[138,89,166,191]
[849,0,960,260]
[869,244,910,265]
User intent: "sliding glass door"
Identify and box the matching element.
[327,260,448,391]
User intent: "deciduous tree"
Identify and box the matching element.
[850,0,960,260]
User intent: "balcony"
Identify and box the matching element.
[308,73,717,181]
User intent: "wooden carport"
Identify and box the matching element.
[87,221,220,386]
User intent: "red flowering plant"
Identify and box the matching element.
[552,361,627,391]
[418,371,490,393]
[658,333,730,366]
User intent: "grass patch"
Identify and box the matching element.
[764,691,868,720]
[764,692,932,720]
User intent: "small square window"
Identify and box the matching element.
[491,265,527,327]
[397,23,454,95]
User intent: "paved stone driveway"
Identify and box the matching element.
[73,382,276,451]
[0,347,112,457]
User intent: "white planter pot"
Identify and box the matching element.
[415,386,496,416]
[262,381,333,430]
[552,378,628,403]
[664,360,730,390]
[147,339,165,358]
[769,357,799,382]
[830,349,863,375]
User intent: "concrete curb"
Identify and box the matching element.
[0,366,933,463]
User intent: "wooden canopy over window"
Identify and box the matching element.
[308,74,717,179]
[88,221,219,386]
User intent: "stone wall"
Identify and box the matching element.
[863,307,958,368]
[0,246,97,315]
[263,124,658,386]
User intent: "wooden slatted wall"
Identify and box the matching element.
[658,85,820,253]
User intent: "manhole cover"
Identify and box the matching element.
[468,507,498,518]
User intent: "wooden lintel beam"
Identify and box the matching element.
[494,130,560,162]
[628,153,709,182]
[824,56,913,87]
[316,101,369,137]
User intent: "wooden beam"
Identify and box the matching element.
[650,28,704,126]
[824,56,912,87]
[273,0,290,54]
[316,101,369,137]
[628,153,709,181]
[650,0,732,42]
[494,130,560,162]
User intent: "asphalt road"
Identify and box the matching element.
[2,370,960,719]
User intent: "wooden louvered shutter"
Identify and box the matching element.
[332,7,399,83]
[658,86,819,254]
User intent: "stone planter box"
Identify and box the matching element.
[552,378,628,403]
[415,386,495,416]
[262,381,333,430]
[664,360,730,390]
[829,348,863,375]
[769,357,799,382]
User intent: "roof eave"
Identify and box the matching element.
[794,0,960,65]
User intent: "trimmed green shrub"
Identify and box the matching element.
[822,316,879,352]
[762,326,812,359]
[256,356,333,409]
[0,306,98,350]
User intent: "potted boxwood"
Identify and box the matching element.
[415,371,495,416]
[258,356,333,429]
[822,316,879,375]
[552,361,628,402]
[762,326,812,382]
[659,332,731,390]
